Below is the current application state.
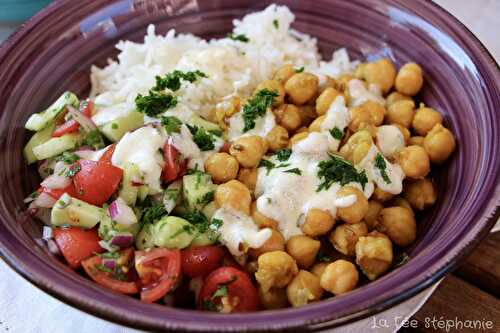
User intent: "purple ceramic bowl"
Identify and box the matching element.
[0,0,498,331]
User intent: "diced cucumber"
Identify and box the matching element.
[153,216,196,249]
[163,180,182,214]
[182,171,216,211]
[25,92,79,131]
[137,185,149,202]
[51,193,107,229]
[118,163,141,206]
[191,230,218,246]
[98,215,140,241]
[32,133,80,160]
[189,115,222,134]
[99,111,144,142]
[136,223,155,250]
[23,123,55,164]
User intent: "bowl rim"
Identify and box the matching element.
[0,0,499,332]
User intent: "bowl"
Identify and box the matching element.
[0,0,498,331]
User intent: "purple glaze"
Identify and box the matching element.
[0,0,498,331]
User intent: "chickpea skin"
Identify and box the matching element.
[274,104,302,132]
[365,200,384,230]
[404,178,437,210]
[330,222,368,256]
[301,208,336,237]
[249,229,285,258]
[398,145,430,179]
[355,231,393,280]
[214,180,252,215]
[287,270,323,307]
[408,136,425,147]
[286,235,321,269]
[412,105,443,136]
[266,125,289,152]
[285,72,319,105]
[259,287,288,309]
[320,260,359,295]
[230,135,267,168]
[395,63,424,96]
[255,79,285,106]
[273,64,295,85]
[386,91,411,106]
[204,153,239,184]
[255,251,298,292]
[364,58,397,94]
[376,207,417,247]
[390,196,414,215]
[337,186,369,224]
[316,87,342,116]
[238,167,257,192]
[311,262,329,279]
[251,201,278,229]
[349,101,386,132]
[423,123,456,164]
[386,100,415,128]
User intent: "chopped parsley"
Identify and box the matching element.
[202,299,217,311]
[295,66,305,73]
[316,251,331,262]
[169,224,195,239]
[82,129,105,150]
[284,168,302,175]
[111,123,119,130]
[161,115,182,134]
[183,210,222,242]
[329,127,344,140]
[212,285,228,298]
[258,159,292,175]
[227,33,249,42]
[64,164,81,177]
[187,124,216,151]
[395,252,410,267]
[196,190,215,206]
[242,89,278,132]
[154,70,207,92]
[56,151,80,164]
[275,148,292,161]
[375,153,391,184]
[317,154,368,192]
[95,264,113,273]
[164,188,180,202]
[96,251,120,259]
[140,201,167,227]
[273,19,279,29]
[211,218,223,230]
[135,90,178,116]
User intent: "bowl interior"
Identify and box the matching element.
[0,0,498,332]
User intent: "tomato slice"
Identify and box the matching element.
[181,246,225,278]
[198,267,258,312]
[52,100,93,137]
[99,144,116,165]
[39,183,77,200]
[72,159,123,206]
[162,140,186,183]
[82,248,139,294]
[53,227,103,269]
[135,248,182,303]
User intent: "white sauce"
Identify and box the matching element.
[347,79,384,107]
[212,207,272,256]
[112,126,165,194]
[320,96,351,151]
[376,125,405,158]
[334,194,357,208]
[227,109,276,141]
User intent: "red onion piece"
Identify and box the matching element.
[47,239,61,256]
[102,258,116,270]
[31,192,57,209]
[66,105,97,132]
[109,232,134,248]
[108,198,137,226]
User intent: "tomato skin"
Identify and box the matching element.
[181,246,225,278]
[52,100,93,137]
[53,227,103,269]
[198,267,259,312]
[162,141,186,182]
[82,248,139,294]
[73,159,123,206]
[99,144,116,165]
[39,183,77,199]
[135,249,182,303]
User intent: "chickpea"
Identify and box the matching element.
[251,201,278,229]
[330,222,368,256]
[349,101,386,132]
[238,167,257,192]
[390,196,414,215]
[230,135,267,168]
[365,200,383,230]
[372,187,394,202]
[214,180,252,214]
[295,126,309,134]
[266,125,289,152]
[386,100,415,128]
[386,91,411,106]
[212,96,241,128]
[316,87,342,116]
[408,136,424,147]
[259,287,288,309]
[354,63,366,79]
[364,58,397,94]
[412,105,443,136]
[286,235,321,269]
[337,186,369,224]
[285,72,319,105]
[355,231,393,280]
[320,260,359,295]
[249,229,285,258]
[395,63,424,96]
[255,79,285,106]
[289,132,309,147]
[394,124,411,142]
[204,153,239,184]
[404,178,437,210]
[319,75,337,94]
[376,207,416,247]
[423,123,456,164]
[335,74,354,92]
[301,208,335,237]
[274,104,302,132]
[298,105,317,126]
[287,270,323,306]
[398,145,430,179]
[273,64,295,85]
[308,115,326,132]
[311,262,329,279]
[255,251,298,292]
[339,129,373,162]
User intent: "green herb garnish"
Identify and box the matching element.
[258,159,275,175]
[95,264,113,273]
[329,127,344,140]
[242,89,278,132]
[273,19,279,29]
[284,168,302,175]
[227,33,249,42]
[111,123,119,130]
[317,154,368,192]
[295,66,305,73]
[82,129,105,150]
[57,151,80,164]
[316,251,331,262]
[135,90,178,116]
[211,218,223,230]
[64,164,81,177]
[187,124,216,151]
[197,190,215,206]
[164,188,180,202]
[276,148,292,161]
[140,201,167,227]
[161,115,182,134]
[154,70,207,92]
[374,153,391,184]
[169,224,195,239]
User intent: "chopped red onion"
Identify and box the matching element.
[109,232,134,248]
[42,226,53,240]
[108,198,137,226]
[102,258,116,270]
[47,239,61,256]
[66,105,97,132]
[98,240,118,252]
[31,192,57,209]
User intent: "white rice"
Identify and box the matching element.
[89,4,358,122]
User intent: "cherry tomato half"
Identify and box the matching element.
[162,140,187,183]
[53,227,103,269]
[99,144,116,165]
[181,246,225,278]
[198,267,258,312]
[52,100,93,137]
[135,248,182,303]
